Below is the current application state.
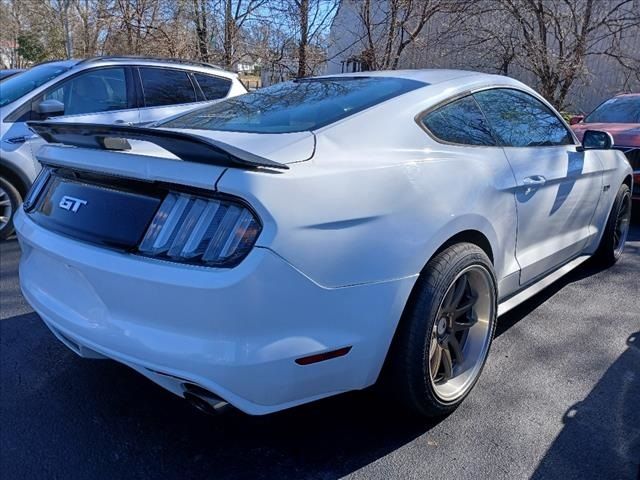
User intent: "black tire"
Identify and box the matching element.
[387,243,497,418]
[594,183,632,266]
[0,176,22,241]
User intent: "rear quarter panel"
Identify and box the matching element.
[217,82,521,289]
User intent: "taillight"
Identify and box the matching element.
[23,166,52,212]
[138,192,260,267]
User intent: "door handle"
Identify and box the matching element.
[521,175,546,195]
[114,119,133,126]
[522,175,547,187]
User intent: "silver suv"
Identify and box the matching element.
[0,56,246,239]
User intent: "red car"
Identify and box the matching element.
[571,93,639,202]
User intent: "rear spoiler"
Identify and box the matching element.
[27,121,289,170]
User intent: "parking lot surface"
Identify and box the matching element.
[1,226,639,480]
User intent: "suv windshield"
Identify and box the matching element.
[0,63,72,107]
[160,76,425,133]
[585,96,640,123]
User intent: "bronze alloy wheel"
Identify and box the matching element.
[428,264,495,402]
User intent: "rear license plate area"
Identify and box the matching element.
[29,173,162,249]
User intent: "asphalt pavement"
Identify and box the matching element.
[1,226,639,479]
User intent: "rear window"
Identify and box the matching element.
[160,76,426,133]
[194,73,232,100]
[140,67,196,107]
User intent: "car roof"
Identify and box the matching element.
[78,56,236,77]
[613,92,640,98]
[33,59,80,69]
[33,56,237,79]
[318,69,505,86]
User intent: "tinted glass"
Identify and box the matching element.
[474,89,572,147]
[161,77,425,133]
[140,68,196,107]
[43,67,128,115]
[584,96,640,123]
[0,63,71,107]
[422,95,495,146]
[194,73,231,100]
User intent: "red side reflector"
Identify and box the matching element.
[295,346,352,365]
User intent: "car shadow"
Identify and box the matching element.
[531,331,640,479]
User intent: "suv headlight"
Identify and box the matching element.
[138,191,260,267]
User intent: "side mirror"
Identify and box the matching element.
[580,130,614,151]
[569,115,584,125]
[35,99,65,118]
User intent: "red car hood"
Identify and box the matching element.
[571,123,640,147]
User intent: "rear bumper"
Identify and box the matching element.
[15,209,415,414]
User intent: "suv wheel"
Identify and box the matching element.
[389,243,497,417]
[0,177,22,240]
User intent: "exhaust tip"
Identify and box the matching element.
[184,392,220,415]
[182,383,231,415]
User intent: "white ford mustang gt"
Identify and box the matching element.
[15,70,632,417]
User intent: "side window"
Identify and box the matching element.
[194,73,231,100]
[139,68,196,107]
[473,89,573,147]
[422,95,496,146]
[43,68,128,116]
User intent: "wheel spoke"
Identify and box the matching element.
[430,343,443,380]
[451,294,477,319]
[447,335,464,365]
[452,275,467,307]
[442,282,455,310]
[440,347,453,382]
[454,315,477,331]
[0,200,10,207]
[442,275,468,314]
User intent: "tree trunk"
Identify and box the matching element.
[62,0,73,58]
[224,0,234,69]
[297,0,309,78]
[193,0,209,61]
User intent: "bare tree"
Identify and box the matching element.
[215,0,269,69]
[356,0,467,70]
[466,0,640,109]
[110,0,161,55]
[296,0,309,76]
[192,0,210,61]
[270,0,337,78]
[74,0,112,57]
